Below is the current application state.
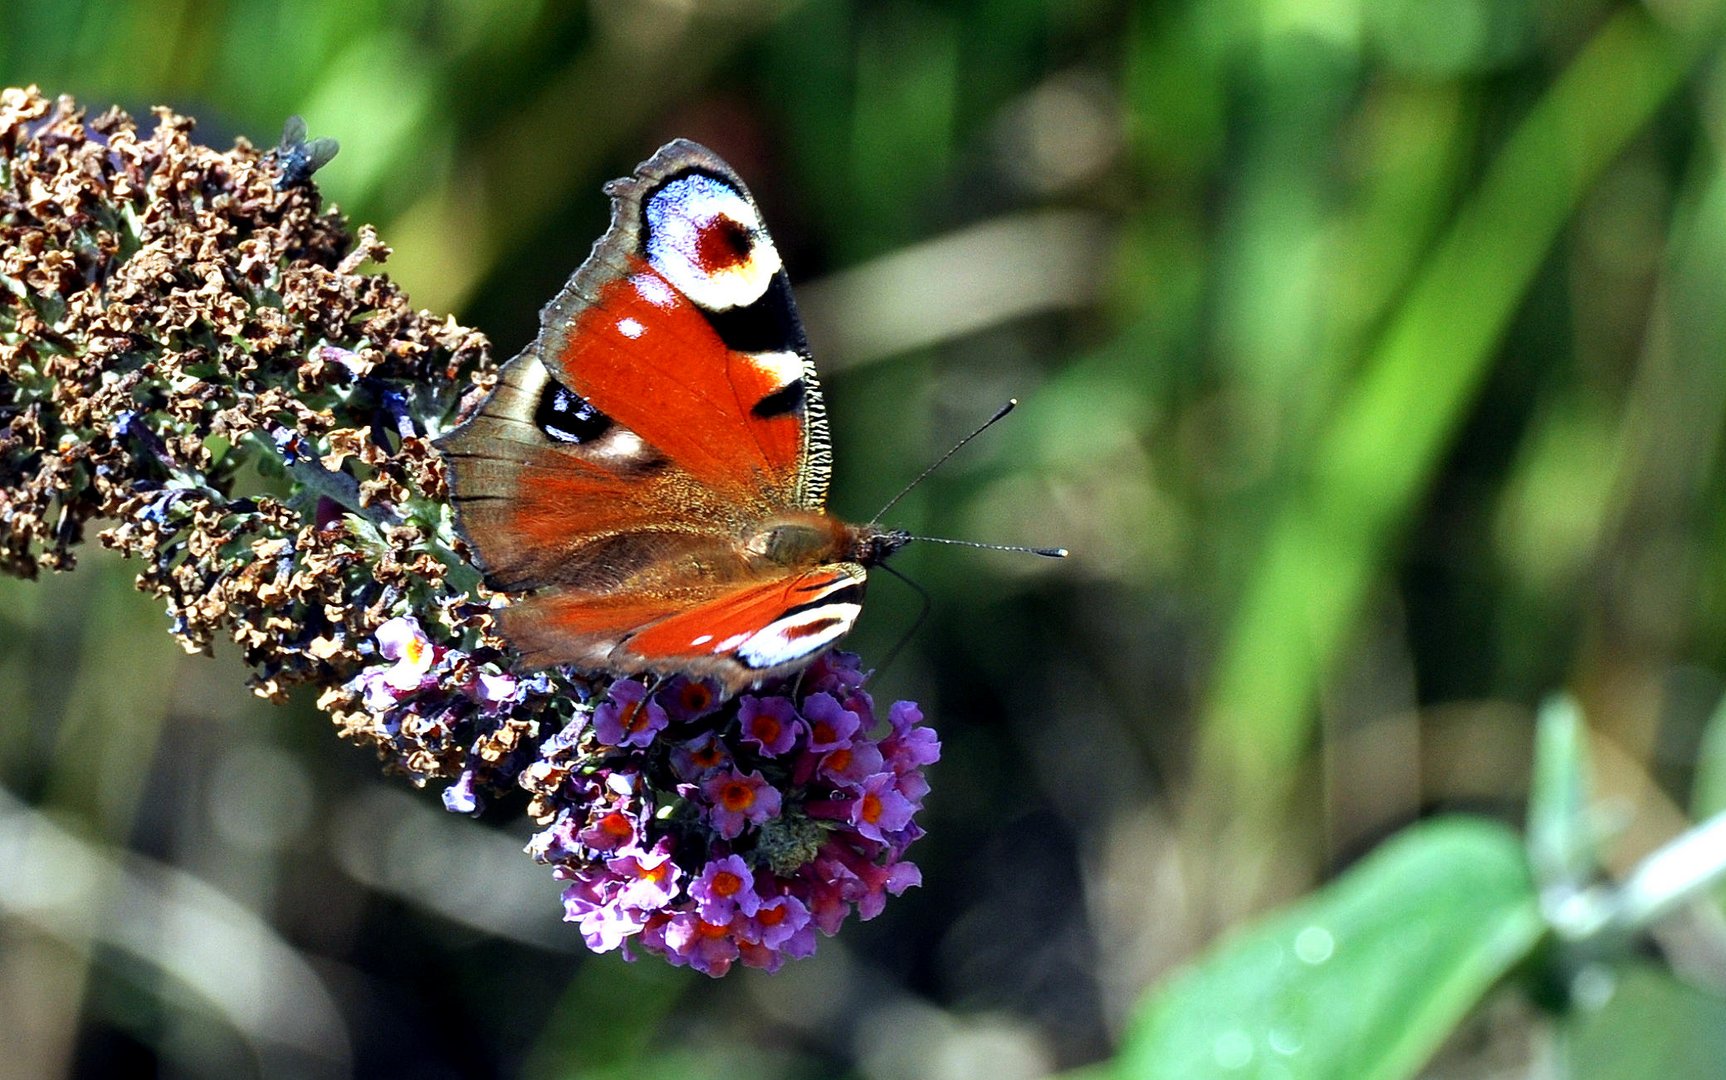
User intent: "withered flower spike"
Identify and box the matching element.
[0,83,500,741]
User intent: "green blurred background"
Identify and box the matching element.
[6,0,1726,1076]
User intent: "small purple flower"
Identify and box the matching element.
[528,813,584,864]
[804,650,868,697]
[472,669,520,710]
[358,671,401,710]
[701,768,782,839]
[663,912,740,978]
[559,865,619,922]
[671,730,730,781]
[540,712,590,756]
[737,893,811,949]
[738,695,799,757]
[576,897,646,953]
[593,680,669,748]
[817,740,885,788]
[657,675,721,722]
[441,769,481,815]
[803,867,852,936]
[801,693,861,753]
[610,840,682,910]
[577,807,639,852]
[857,860,923,920]
[847,773,916,843]
[894,769,931,807]
[689,854,761,921]
[376,615,437,691]
[883,700,941,771]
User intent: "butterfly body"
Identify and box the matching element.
[437,141,907,695]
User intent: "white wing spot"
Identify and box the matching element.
[691,634,713,646]
[617,317,645,339]
[631,272,676,308]
[586,427,649,464]
[750,350,805,389]
[735,603,862,668]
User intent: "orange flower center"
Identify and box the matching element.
[692,744,723,767]
[711,871,742,897]
[860,793,883,824]
[825,748,852,773]
[721,782,755,812]
[697,918,731,939]
[597,812,632,840]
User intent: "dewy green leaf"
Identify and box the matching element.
[1113,818,1543,1080]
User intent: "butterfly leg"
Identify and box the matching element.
[643,672,669,712]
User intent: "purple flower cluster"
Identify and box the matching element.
[344,621,937,975]
[523,650,939,977]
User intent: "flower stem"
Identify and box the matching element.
[1550,810,1726,945]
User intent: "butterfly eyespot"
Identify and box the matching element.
[535,382,612,444]
[644,172,782,312]
[696,216,754,272]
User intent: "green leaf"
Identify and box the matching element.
[1113,818,1543,1080]
[1566,964,1726,1080]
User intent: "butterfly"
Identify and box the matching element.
[436,140,910,696]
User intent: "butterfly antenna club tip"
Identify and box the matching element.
[871,398,1023,523]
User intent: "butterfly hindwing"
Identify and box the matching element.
[499,563,867,687]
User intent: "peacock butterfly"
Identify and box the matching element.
[436,140,910,696]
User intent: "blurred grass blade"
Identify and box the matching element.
[0,786,351,1076]
[1199,7,1711,798]
[797,209,1112,371]
[1113,818,1542,1080]
[1528,695,1597,894]
[1692,690,1726,822]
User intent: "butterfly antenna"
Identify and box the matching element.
[904,535,1068,559]
[873,561,933,678]
[871,399,1021,524]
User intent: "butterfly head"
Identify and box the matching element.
[850,523,913,568]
